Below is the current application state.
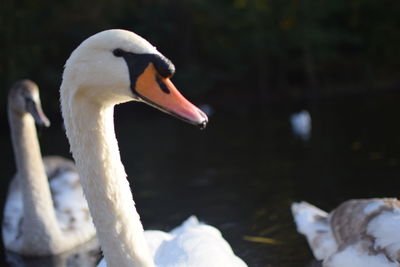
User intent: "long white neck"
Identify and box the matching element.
[8,108,63,254]
[61,85,154,267]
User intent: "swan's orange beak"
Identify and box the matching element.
[135,63,208,129]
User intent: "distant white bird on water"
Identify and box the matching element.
[290,110,311,141]
[291,199,400,267]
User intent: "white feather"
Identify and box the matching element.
[291,202,337,260]
[325,244,400,267]
[367,211,400,260]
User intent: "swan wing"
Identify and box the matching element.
[2,156,95,251]
[151,216,247,267]
[97,217,246,267]
[329,199,400,263]
[324,243,400,267]
[2,177,23,248]
[44,156,95,237]
[291,202,337,260]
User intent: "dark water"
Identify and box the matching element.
[1,91,400,266]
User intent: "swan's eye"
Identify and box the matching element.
[113,48,124,57]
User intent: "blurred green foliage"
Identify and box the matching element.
[1,0,400,117]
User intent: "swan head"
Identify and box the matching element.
[8,79,50,127]
[62,29,208,129]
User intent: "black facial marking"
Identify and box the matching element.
[112,48,175,96]
[152,54,175,78]
[24,97,35,112]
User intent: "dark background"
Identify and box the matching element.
[1,1,400,266]
[2,0,400,116]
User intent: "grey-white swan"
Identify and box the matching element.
[292,199,400,267]
[3,80,96,256]
[60,29,247,267]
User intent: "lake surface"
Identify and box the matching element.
[1,90,400,266]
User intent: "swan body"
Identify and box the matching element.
[97,216,246,267]
[60,29,246,267]
[292,199,400,267]
[6,237,100,267]
[3,80,96,256]
[290,110,311,141]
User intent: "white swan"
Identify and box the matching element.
[60,29,247,267]
[291,199,400,267]
[3,80,96,256]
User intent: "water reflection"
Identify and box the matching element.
[307,260,322,267]
[5,238,100,267]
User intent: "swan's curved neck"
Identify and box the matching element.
[61,89,154,267]
[8,107,63,253]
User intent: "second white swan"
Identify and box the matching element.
[3,80,96,256]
